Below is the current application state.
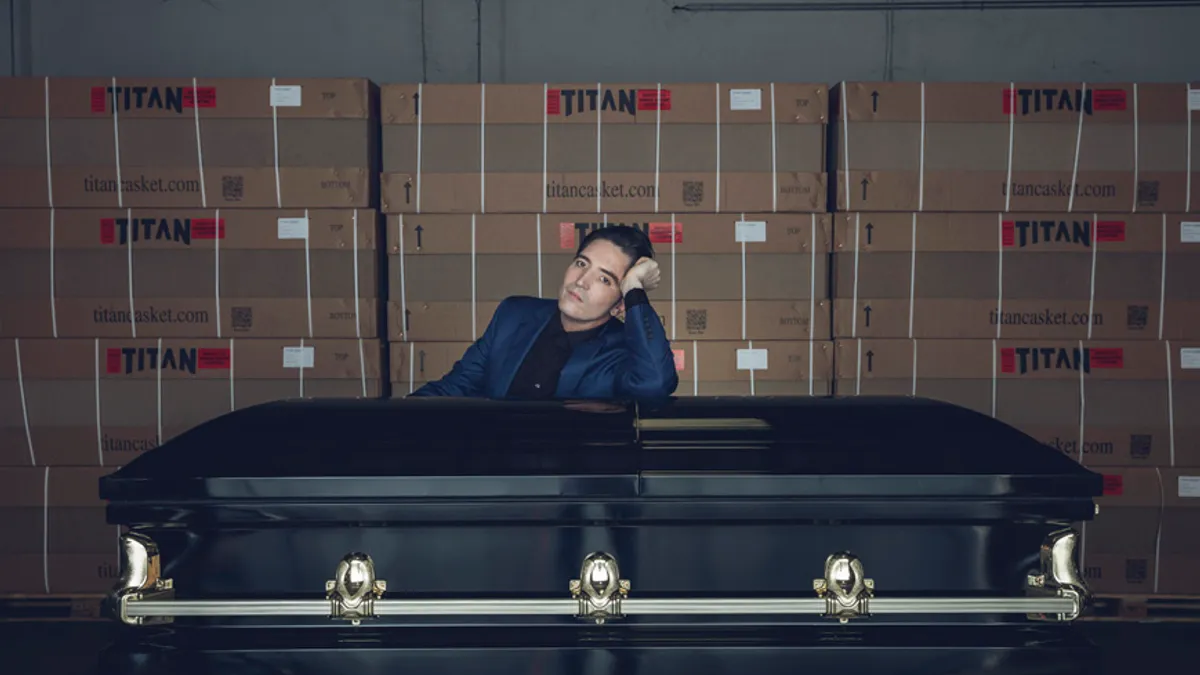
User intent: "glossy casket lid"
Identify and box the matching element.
[98,395,1103,504]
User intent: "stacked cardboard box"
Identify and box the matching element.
[0,77,385,595]
[381,83,835,396]
[830,79,1200,596]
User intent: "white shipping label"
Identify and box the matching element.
[1182,221,1200,243]
[729,88,762,111]
[735,220,767,242]
[283,347,314,369]
[278,217,309,239]
[736,348,768,371]
[1189,88,1200,111]
[1179,476,1200,498]
[271,85,303,107]
[1181,348,1200,370]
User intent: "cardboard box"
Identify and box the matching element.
[387,213,831,342]
[831,211,1200,339]
[833,339,1200,467]
[1079,467,1162,595]
[0,208,382,339]
[831,82,1200,213]
[0,467,121,594]
[389,339,832,397]
[379,83,828,214]
[0,77,379,208]
[0,338,384,466]
[1158,469,1200,594]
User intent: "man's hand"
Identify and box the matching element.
[621,257,661,295]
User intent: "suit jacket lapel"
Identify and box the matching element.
[492,304,555,397]
[555,322,620,398]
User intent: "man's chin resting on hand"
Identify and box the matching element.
[408,225,678,401]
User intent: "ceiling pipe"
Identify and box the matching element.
[674,1,1200,11]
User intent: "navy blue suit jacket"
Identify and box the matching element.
[409,295,678,400]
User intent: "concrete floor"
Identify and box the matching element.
[1,621,1197,674]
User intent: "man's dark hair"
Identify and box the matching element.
[575,225,655,272]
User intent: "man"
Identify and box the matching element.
[409,225,678,400]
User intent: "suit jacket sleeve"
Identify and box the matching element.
[408,298,510,397]
[615,289,679,399]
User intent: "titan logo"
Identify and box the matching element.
[546,87,671,117]
[100,217,225,245]
[1001,219,1126,248]
[559,221,681,248]
[999,346,1124,374]
[1002,87,1126,115]
[105,347,231,375]
[90,85,217,114]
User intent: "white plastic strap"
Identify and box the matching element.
[715,83,722,212]
[1187,83,1194,212]
[671,212,678,340]
[43,77,54,208]
[270,77,283,208]
[910,339,918,396]
[740,212,747,341]
[155,337,163,445]
[747,339,755,396]
[126,207,136,337]
[1166,340,1176,467]
[990,338,998,418]
[918,81,926,211]
[214,208,222,338]
[228,338,235,411]
[1005,82,1014,212]
[535,214,543,297]
[996,212,1005,339]
[909,213,917,338]
[809,214,817,346]
[94,338,103,466]
[1077,339,1086,466]
[1067,82,1087,212]
[471,214,478,338]
[770,83,778,213]
[398,215,408,341]
[1131,83,1139,213]
[111,76,124,208]
[408,342,415,394]
[655,83,662,213]
[691,341,699,396]
[851,213,861,337]
[1159,214,1167,340]
[541,83,548,212]
[479,83,487,213]
[1087,213,1098,340]
[42,466,50,593]
[1152,465,1165,593]
[595,81,603,213]
[417,82,424,214]
[298,337,306,397]
[191,77,208,208]
[855,338,863,395]
[48,209,58,338]
[841,80,851,209]
[352,210,361,339]
[14,339,36,466]
[303,208,313,337]
[807,338,814,396]
[357,337,367,397]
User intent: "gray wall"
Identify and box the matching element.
[5,0,1199,83]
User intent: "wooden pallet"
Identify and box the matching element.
[0,594,106,622]
[1084,594,1200,622]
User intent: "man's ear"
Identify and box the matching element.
[610,299,626,321]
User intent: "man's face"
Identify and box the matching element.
[558,239,633,330]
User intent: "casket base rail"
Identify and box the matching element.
[111,525,1088,626]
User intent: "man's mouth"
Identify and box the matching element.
[568,290,583,302]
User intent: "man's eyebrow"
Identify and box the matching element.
[578,253,621,281]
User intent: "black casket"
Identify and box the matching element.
[97,395,1104,675]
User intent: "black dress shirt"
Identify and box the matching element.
[506,289,649,400]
